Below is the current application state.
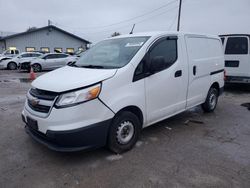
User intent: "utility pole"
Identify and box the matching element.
[177,0,182,31]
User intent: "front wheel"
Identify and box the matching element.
[7,62,17,70]
[32,64,42,72]
[108,111,141,154]
[202,87,219,112]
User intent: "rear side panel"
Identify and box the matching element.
[185,35,224,108]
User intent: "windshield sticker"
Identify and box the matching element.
[125,42,144,47]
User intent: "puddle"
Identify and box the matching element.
[241,103,250,111]
[0,78,31,83]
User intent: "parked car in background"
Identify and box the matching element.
[22,32,224,153]
[220,34,250,84]
[0,57,13,69]
[18,52,43,71]
[30,53,78,72]
[0,52,42,70]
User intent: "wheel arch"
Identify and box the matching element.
[8,61,17,66]
[210,82,220,92]
[114,105,144,128]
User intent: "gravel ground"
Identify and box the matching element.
[0,70,250,188]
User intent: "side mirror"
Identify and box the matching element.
[149,56,165,73]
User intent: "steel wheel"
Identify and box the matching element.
[108,111,141,153]
[202,87,219,112]
[116,121,135,145]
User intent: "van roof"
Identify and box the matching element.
[219,34,250,37]
[109,31,219,40]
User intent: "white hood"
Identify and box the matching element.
[32,66,117,92]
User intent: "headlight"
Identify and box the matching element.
[55,83,101,107]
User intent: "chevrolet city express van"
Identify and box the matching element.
[22,32,224,153]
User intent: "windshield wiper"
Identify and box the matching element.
[80,65,104,69]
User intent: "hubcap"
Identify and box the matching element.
[33,65,40,72]
[116,121,134,145]
[9,63,16,70]
[209,93,217,109]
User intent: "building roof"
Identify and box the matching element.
[0,25,91,44]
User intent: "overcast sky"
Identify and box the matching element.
[0,0,249,43]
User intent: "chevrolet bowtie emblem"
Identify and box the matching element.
[31,98,40,106]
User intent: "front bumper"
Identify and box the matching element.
[23,117,112,152]
[22,98,114,151]
[19,62,31,70]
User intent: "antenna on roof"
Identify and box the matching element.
[129,24,135,34]
[48,20,52,26]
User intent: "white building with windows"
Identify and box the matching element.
[0,25,91,54]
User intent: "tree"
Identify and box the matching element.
[26,27,37,32]
[111,32,121,37]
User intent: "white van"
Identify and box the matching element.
[22,32,224,153]
[220,34,250,84]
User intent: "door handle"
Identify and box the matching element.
[193,66,197,75]
[175,70,182,77]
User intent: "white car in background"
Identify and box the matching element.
[0,52,42,70]
[0,57,13,69]
[30,53,78,72]
[17,52,43,71]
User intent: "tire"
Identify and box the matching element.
[202,87,219,112]
[7,62,17,70]
[108,111,141,154]
[32,63,42,72]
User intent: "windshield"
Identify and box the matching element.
[38,54,47,59]
[74,36,149,69]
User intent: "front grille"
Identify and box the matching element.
[27,88,58,116]
[30,88,58,101]
[28,99,51,113]
[20,62,31,70]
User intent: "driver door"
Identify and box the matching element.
[145,36,188,125]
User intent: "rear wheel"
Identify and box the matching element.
[7,62,17,70]
[202,87,219,112]
[108,111,141,154]
[32,63,42,72]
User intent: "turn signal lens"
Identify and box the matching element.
[87,86,101,100]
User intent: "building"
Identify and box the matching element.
[0,25,91,54]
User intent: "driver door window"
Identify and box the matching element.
[149,39,177,71]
